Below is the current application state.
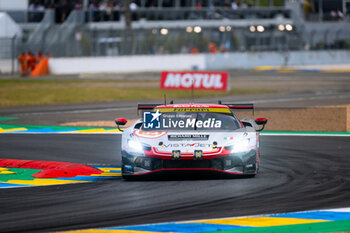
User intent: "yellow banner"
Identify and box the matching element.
[157,108,231,113]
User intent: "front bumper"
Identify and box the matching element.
[121,149,257,176]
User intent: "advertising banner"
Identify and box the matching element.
[160,71,229,91]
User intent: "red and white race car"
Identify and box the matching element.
[115,103,267,179]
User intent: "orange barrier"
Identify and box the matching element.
[30,57,49,77]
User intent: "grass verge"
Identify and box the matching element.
[0,79,274,107]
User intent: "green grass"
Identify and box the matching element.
[0,79,273,107]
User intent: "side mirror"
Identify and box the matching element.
[115,118,127,132]
[255,118,267,131]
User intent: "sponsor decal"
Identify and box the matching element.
[163,117,221,128]
[143,110,162,129]
[172,150,181,160]
[157,108,232,114]
[160,143,212,148]
[194,150,203,160]
[143,111,222,130]
[168,134,209,140]
[174,108,210,112]
[160,71,229,91]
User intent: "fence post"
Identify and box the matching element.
[11,35,16,75]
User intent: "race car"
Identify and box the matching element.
[115,103,267,179]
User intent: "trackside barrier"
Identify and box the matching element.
[46,51,350,75]
[30,58,49,77]
[205,50,350,70]
[49,54,206,74]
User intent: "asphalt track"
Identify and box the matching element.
[0,134,350,233]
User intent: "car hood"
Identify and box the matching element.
[131,129,255,153]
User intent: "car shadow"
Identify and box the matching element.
[123,170,255,181]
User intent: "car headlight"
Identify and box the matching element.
[127,140,152,153]
[225,139,250,153]
[128,140,144,152]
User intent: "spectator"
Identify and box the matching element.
[89,1,98,18]
[97,1,110,20]
[89,2,98,11]
[17,52,28,76]
[28,2,36,11]
[113,2,121,10]
[304,43,310,51]
[73,1,82,10]
[98,1,107,11]
[112,2,121,20]
[37,3,46,11]
[28,0,86,23]
[27,51,37,73]
[191,48,199,54]
[337,9,344,20]
[208,42,217,53]
[106,1,114,17]
[157,46,164,54]
[231,1,238,10]
[208,0,215,10]
[152,45,157,54]
[37,51,44,63]
[330,10,337,20]
[74,1,82,10]
[28,1,44,22]
[220,43,228,52]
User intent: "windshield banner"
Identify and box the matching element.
[142,111,236,131]
[160,71,229,91]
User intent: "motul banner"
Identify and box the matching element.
[160,71,230,91]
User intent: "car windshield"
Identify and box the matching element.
[142,111,241,131]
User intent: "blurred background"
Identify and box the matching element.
[0,0,350,74]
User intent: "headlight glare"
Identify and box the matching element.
[128,140,143,152]
[231,139,250,153]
